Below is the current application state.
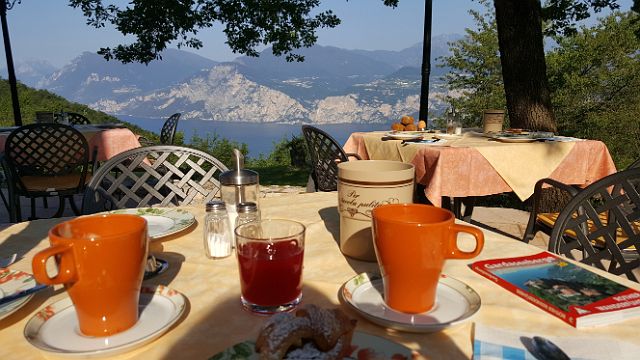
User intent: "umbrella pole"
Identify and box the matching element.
[419,0,433,124]
[1,2,22,126]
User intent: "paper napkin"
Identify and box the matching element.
[473,323,640,360]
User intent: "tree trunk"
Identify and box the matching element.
[494,0,556,132]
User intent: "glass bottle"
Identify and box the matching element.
[203,200,233,259]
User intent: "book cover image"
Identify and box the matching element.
[472,252,640,327]
[491,256,626,312]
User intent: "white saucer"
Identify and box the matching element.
[434,133,462,140]
[0,269,37,321]
[384,132,424,140]
[24,285,186,357]
[110,208,196,240]
[340,272,480,333]
[494,136,537,143]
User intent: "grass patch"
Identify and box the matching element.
[251,165,309,186]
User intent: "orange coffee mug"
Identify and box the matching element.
[32,214,148,336]
[371,204,484,313]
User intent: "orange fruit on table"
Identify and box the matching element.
[391,123,405,131]
[405,124,417,131]
[417,120,427,129]
[401,115,414,126]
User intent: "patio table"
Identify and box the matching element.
[0,192,638,359]
[343,132,617,208]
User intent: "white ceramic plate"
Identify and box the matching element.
[0,269,37,321]
[210,331,414,359]
[494,136,536,143]
[434,133,462,140]
[110,208,195,240]
[24,285,186,358]
[340,272,481,333]
[384,132,424,140]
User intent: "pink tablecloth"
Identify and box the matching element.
[0,127,141,162]
[343,132,617,207]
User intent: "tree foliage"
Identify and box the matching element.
[69,0,350,63]
[547,11,640,167]
[439,0,505,127]
[541,0,621,36]
[441,8,640,167]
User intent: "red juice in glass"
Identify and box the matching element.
[237,240,304,306]
[235,219,306,314]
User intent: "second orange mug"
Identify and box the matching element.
[32,214,148,337]
[372,204,484,313]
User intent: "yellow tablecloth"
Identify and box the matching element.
[0,192,638,359]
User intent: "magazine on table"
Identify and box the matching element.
[471,252,640,328]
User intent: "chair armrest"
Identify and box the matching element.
[532,178,580,200]
[138,136,156,147]
[345,152,362,160]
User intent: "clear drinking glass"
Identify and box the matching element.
[235,219,305,314]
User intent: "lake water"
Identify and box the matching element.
[118,116,392,158]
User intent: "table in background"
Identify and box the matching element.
[344,132,617,210]
[0,192,638,359]
[0,124,141,162]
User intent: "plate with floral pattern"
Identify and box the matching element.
[340,272,481,333]
[209,331,415,360]
[110,208,196,240]
[0,269,37,321]
[24,285,186,358]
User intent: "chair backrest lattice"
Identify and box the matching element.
[302,125,352,192]
[82,145,228,213]
[5,123,89,183]
[52,112,91,125]
[549,167,640,281]
[160,113,181,145]
[64,112,91,125]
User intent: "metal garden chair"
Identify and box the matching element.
[81,145,228,214]
[301,125,361,192]
[139,113,181,146]
[523,158,640,244]
[548,167,640,281]
[4,123,92,222]
[56,112,91,125]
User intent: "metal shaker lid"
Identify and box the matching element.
[219,149,259,185]
[206,200,226,212]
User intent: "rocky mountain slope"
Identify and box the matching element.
[8,35,460,124]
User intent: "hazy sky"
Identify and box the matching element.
[0,0,633,68]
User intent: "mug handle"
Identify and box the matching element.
[447,224,485,259]
[31,244,78,285]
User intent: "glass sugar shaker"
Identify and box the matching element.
[203,200,233,259]
[220,149,260,230]
[235,202,260,229]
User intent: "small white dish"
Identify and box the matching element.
[110,208,196,240]
[0,269,37,321]
[434,133,462,140]
[24,285,186,358]
[211,331,414,359]
[340,272,481,333]
[494,136,536,143]
[384,132,424,141]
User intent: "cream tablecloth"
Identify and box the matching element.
[344,132,617,206]
[0,192,638,359]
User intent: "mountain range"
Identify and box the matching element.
[2,34,461,124]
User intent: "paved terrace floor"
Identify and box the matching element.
[0,186,550,252]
